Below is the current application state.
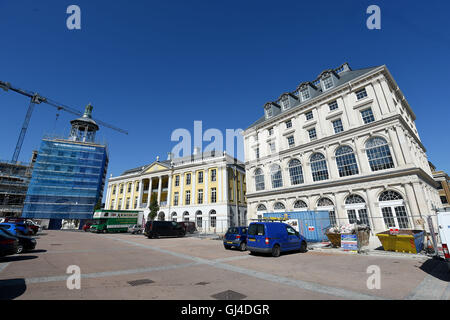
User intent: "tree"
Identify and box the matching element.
[94,198,102,211]
[148,197,159,221]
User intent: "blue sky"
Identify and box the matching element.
[1,0,449,183]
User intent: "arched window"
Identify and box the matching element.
[158,212,165,221]
[288,159,304,185]
[378,191,410,229]
[293,200,307,209]
[344,194,370,226]
[310,153,329,181]
[195,211,202,228]
[335,146,359,177]
[171,212,177,222]
[209,210,217,228]
[317,197,336,226]
[254,168,265,191]
[183,211,189,222]
[257,204,267,211]
[365,137,394,172]
[273,202,285,210]
[270,164,283,189]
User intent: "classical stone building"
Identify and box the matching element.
[243,63,441,234]
[105,149,246,233]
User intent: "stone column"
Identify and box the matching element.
[147,178,153,208]
[394,126,413,165]
[130,181,136,209]
[157,176,162,204]
[354,136,370,174]
[138,180,144,208]
[387,127,405,167]
[167,175,172,209]
[325,146,339,180]
[192,171,197,204]
[301,152,313,184]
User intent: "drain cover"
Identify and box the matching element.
[50,244,62,246]
[211,290,247,300]
[127,279,154,286]
[195,281,210,286]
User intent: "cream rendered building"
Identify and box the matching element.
[104,150,246,233]
[243,63,441,234]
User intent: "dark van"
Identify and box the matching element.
[247,222,307,257]
[145,221,186,238]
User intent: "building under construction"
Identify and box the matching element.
[21,105,109,229]
[0,152,37,218]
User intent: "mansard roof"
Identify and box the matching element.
[246,64,382,130]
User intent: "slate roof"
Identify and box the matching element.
[246,65,382,130]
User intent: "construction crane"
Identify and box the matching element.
[0,80,128,163]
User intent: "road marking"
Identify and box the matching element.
[0,262,199,287]
[405,261,450,300]
[106,236,386,300]
[214,255,251,263]
[0,262,10,273]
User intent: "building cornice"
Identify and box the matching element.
[245,114,426,167]
[246,167,437,199]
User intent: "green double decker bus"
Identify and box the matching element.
[90,210,144,233]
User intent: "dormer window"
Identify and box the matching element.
[281,96,289,110]
[322,76,333,90]
[300,88,310,101]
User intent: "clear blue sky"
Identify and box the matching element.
[1,0,449,182]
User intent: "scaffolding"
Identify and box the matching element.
[21,139,108,223]
[0,154,36,217]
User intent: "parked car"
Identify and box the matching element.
[178,221,197,234]
[0,229,18,257]
[128,225,143,234]
[25,220,40,235]
[0,229,36,254]
[246,222,307,257]
[223,226,248,251]
[144,221,186,238]
[3,218,39,234]
[0,223,32,236]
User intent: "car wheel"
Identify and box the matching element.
[16,245,24,254]
[224,244,231,250]
[239,242,247,251]
[300,241,308,253]
[271,244,281,257]
[153,233,160,239]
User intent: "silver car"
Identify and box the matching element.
[128,225,143,234]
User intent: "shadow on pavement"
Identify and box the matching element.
[0,255,38,263]
[0,279,26,300]
[28,249,47,254]
[419,258,450,282]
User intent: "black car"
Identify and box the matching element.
[0,229,36,254]
[0,229,18,257]
[144,221,186,238]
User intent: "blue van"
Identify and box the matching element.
[247,222,307,257]
[223,226,248,251]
